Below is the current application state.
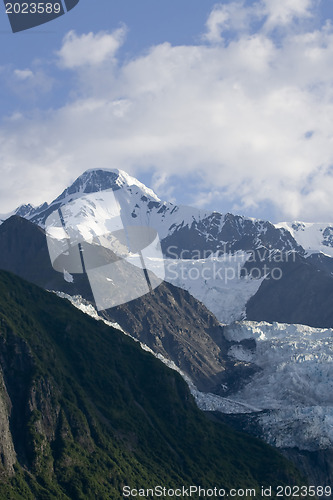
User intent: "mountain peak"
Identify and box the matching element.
[55,168,160,203]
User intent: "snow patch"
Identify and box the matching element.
[63,270,74,283]
[277,221,333,257]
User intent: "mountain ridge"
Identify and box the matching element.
[0,269,307,498]
[2,167,331,256]
[1,168,333,327]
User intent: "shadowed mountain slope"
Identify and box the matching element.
[0,215,254,393]
[0,271,307,498]
[245,253,333,328]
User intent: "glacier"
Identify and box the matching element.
[54,291,333,452]
[162,254,264,324]
[224,321,333,450]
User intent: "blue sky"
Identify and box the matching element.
[1,0,333,222]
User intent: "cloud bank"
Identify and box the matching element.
[1,0,333,222]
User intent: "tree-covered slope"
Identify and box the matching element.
[0,271,308,499]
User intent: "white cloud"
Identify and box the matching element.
[57,27,127,68]
[204,1,258,43]
[0,2,333,222]
[204,0,317,44]
[13,69,33,80]
[204,4,234,43]
[261,0,316,29]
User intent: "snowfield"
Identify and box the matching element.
[162,254,264,324]
[276,221,333,257]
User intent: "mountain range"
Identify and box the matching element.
[1,168,333,494]
[2,168,333,327]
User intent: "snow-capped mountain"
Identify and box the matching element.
[277,221,333,258]
[2,168,333,488]
[3,167,333,325]
[3,168,332,260]
[17,169,212,242]
[6,168,300,252]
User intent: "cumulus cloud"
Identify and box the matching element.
[0,1,333,222]
[57,27,127,68]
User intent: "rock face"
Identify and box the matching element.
[282,448,333,494]
[0,270,306,498]
[162,212,302,258]
[0,369,16,476]
[215,412,333,499]
[0,316,58,478]
[104,281,257,394]
[0,215,92,297]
